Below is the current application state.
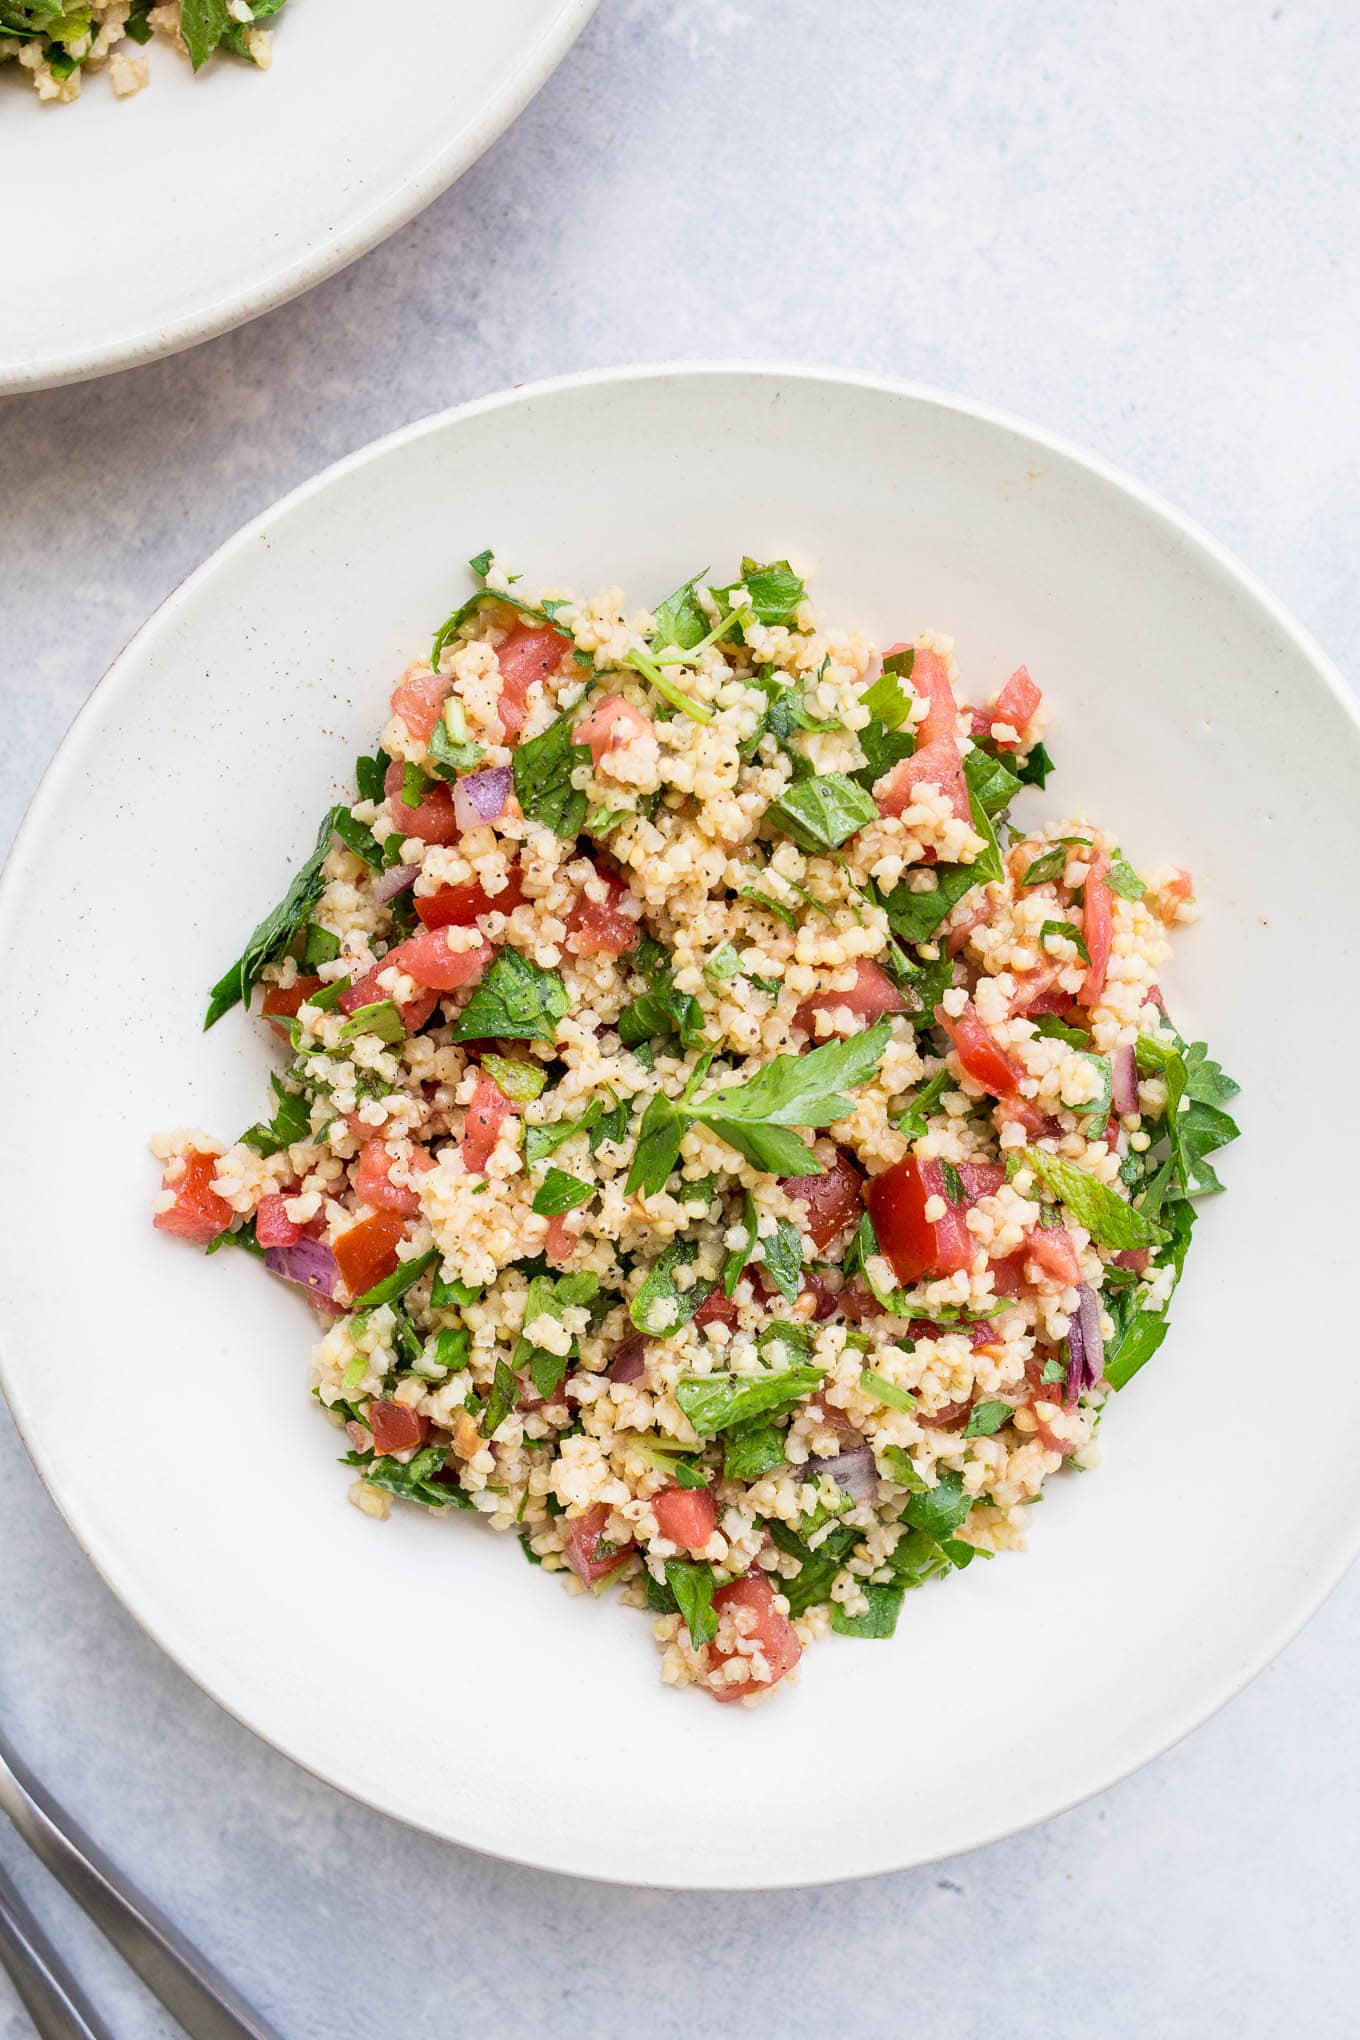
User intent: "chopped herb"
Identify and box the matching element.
[765,772,878,854]
[624,1090,686,1198]
[963,748,1023,819]
[205,805,341,1028]
[303,923,341,967]
[705,942,742,984]
[938,1158,965,1207]
[768,1520,860,1616]
[351,1248,439,1313]
[1040,919,1090,963]
[239,1073,311,1156]
[481,1360,519,1438]
[338,999,405,1044]
[344,1446,471,1510]
[881,1445,926,1491]
[903,1469,974,1540]
[1020,1148,1167,1251]
[859,1369,916,1413]
[963,1399,1012,1438]
[531,1168,594,1217]
[738,886,798,928]
[332,808,383,869]
[675,1364,825,1437]
[758,1216,804,1303]
[427,702,486,781]
[1106,850,1146,901]
[895,1069,952,1142]
[630,1240,713,1338]
[664,1558,718,1647]
[481,1054,547,1104]
[1031,1012,1090,1047]
[617,938,706,1055]
[1012,740,1054,789]
[722,1421,787,1480]
[831,1584,906,1639]
[453,951,570,1043]
[430,1269,483,1309]
[683,1022,892,1178]
[511,712,589,839]
[1021,837,1089,887]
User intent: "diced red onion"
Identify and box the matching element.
[1064,1282,1105,1402]
[1112,1043,1139,1116]
[802,1443,878,1502]
[453,766,512,833]
[374,862,419,902]
[265,1238,340,1306]
[608,1335,647,1383]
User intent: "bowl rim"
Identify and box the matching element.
[3,360,1357,1887]
[0,0,600,394]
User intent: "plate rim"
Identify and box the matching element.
[2,360,1357,1888]
[0,0,599,394]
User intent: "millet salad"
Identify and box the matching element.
[2,0,286,102]
[152,552,1240,1705]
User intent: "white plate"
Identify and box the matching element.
[0,0,596,392]
[1,366,1356,1889]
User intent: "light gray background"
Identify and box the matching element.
[3,3,1356,2035]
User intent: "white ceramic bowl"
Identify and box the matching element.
[0,0,596,392]
[2,366,1356,1889]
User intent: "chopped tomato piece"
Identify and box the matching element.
[333,1210,406,1296]
[495,624,571,737]
[709,1573,802,1702]
[946,894,994,957]
[562,1502,634,1585]
[868,1154,999,1284]
[354,1140,434,1218]
[153,1150,232,1244]
[795,959,908,1036]
[461,1071,517,1175]
[383,926,493,993]
[936,1000,1024,1098]
[1025,1224,1082,1285]
[988,1250,1030,1298]
[873,646,970,822]
[338,966,439,1034]
[565,869,641,957]
[780,1147,864,1253]
[1155,867,1194,924]
[1113,1247,1150,1275]
[799,1271,839,1320]
[577,692,654,766]
[924,1399,971,1431]
[368,1401,430,1456]
[390,667,449,745]
[383,760,460,845]
[693,1286,739,1332]
[543,1213,578,1266]
[260,977,323,1033]
[990,665,1042,738]
[415,864,526,930]
[653,1485,718,1554]
[1080,848,1113,1006]
[255,1193,301,1249]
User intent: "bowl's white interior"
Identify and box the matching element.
[0,0,594,389]
[1,368,1355,1888]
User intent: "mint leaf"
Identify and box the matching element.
[1022,1147,1167,1251]
[722,1421,787,1480]
[511,712,588,839]
[618,938,706,1053]
[1106,850,1146,901]
[759,1215,804,1302]
[831,1584,905,1639]
[530,1168,593,1217]
[963,1399,1011,1438]
[180,0,230,68]
[630,1240,713,1338]
[765,772,878,853]
[624,1091,685,1198]
[453,951,569,1043]
[664,1558,718,1647]
[677,1364,826,1437]
[902,1470,973,1540]
[344,1445,471,1511]
[711,557,806,628]
[895,1068,951,1142]
[651,570,710,652]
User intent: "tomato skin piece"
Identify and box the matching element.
[390,668,449,745]
[988,1250,1030,1299]
[415,864,526,930]
[693,1286,739,1332]
[354,1140,434,1218]
[709,1573,802,1702]
[1025,1224,1082,1285]
[338,966,440,1034]
[795,959,909,1036]
[333,1210,406,1296]
[368,1401,430,1456]
[383,760,460,845]
[562,1502,634,1585]
[1154,868,1194,924]
[383,926,493,994]
[780,1147,865,1253]
[577,692,654,766]
[990,665,1042,738]
[153,1151,233,1244]
[260,977,323,1033]
[461,1071,517,1175]
[565,870,641,957]
[543,1214,578,1266]
[653,1485,718,1555]
[255,1193,302,1249]
[495,624,571,737]
[873,646,970,823]
[936,1001,1024,1099]
[867,1154,1000,1284]
[1080,848,1113,1006]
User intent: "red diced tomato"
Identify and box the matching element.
[368,1401,430,1455]
[338,966,440,1034]
[799,1271,839,1320]
[794,959,908,1035]
[383,760,460,845]
[693,1286,739,1332]
[381,926,493,993]
[333,1210,406,1296]
[259,977,323,1033]
[255,1193,301,1249]
[562,1502,633,1585]
[153,1150,233,1245]
[1155,868,1194,924]
[780,1147,864,1253]
[461,1071,516,1175]
[873,646,970,823]
[415,864,526,930]
[496,624,571,737]
[653,1485,718,1554]
[1114,1248,1150,1275]
[565,869,641,957]
[544,1214,577,1266]
[1080,848,1113,1006]
[354,1140,434,1218]
[988,1250,1030,1298]
[1025,1224,1082,1285]
[709,1573,802,1702]
[390,667,450,745]
[990,666,1042,738]
[867,1154,998,1284]
[576,692,654,766]
[936,1000,1024,1099]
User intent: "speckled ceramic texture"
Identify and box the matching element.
[2,1,1358,2033]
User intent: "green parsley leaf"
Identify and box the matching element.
[624,1090,686,1198]
[902,1470,973,1540]
[350,1248,439,1312]
[758,1216,804,1302]
[881,1445,926,1491]
[430,1268,483,1309]
[1041,918,1090,963]
[343,1445,471,1511]
[767,1520,860,1616]
[453,950,569,1043]
[686,1022,890,1172]
[204,805,341,1028]
[831,1584,906,1639]
[765,772,878,854]
[1106,850,1146,901]
[663,1558,718,1647]
[338,999,405,1044]
[963,1399,1012,1438]
[895,1068,952,1142]
[179,0,230,68]
[860,660,915,730]
[964,748,1022,818]
[531,1168,594,1217]
[722,1421,787,1480]
[650,570,710,652]
[1011,740,1053,789]
[332,808,383,869]
[1031,1012,1090,1047]
[939,1157,965,1206]
[617,938,706,1054]
[630,1241,713,1338]
[239,1073,311,1156]
[1021,1147,1167,1251]
[675,1364,825,1437]
[511,712,589,839]
[481,1359,519,1438]
[1021,837,1089,887]
[738,886,799,928]
[354,749,390,803]
[711,557,807,629]
[481,1054,546,1104]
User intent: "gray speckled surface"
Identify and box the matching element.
[2,3,1358,2035]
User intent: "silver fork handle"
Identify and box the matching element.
[0,1741,283,2040]
[0,1862,116,2040]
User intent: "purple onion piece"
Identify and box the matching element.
[608,1334,647,1383]
[374,861,419,903]
[453,765,512,833]
[1112,1042,1139,1116]
[265,1238,341,1306]
[802,1443,878,1503]
[1064,1282,1105,1402]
